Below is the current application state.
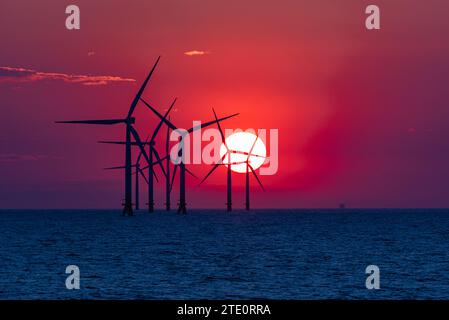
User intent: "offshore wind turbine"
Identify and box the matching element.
[220,152,265,210]
[140,99,239,214]
[104,150,149,210]
[199,118,267,211]
[199,109,234,211]
[56,56,161,216]
[168,150,198,213]
[103,146,167,212]
[141,99,174,212]
[99,99,175,212]
[242,133,265,210]
[165,116,171,211]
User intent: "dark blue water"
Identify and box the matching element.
[1,209,449,299]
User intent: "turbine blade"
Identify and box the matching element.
[98,141,126,145]
[129,126,152,166]
[153,148,167,179]
[151,98,176,142]
[56,119,125,125]
[165,115,171,152]
[139,168,149,186]
[249,165,265,191]
[170,165,178,193]
[137,135,151,164]
[153,169,159,183]
[217,160,246,165]
[187,113,239,133]
[104,164,136,170]
[199,153,227,185]
[230,150,265,158]
[154,154,169,164]
[185,167,197,179]
[140,98,178,131]
[98,141,152,146]
[138,165,157,183]
[212,108,228,151]
[248,130,260,156]
[136,150,143,164]
[199,163,220,185]
[127,56,161,118]
[138,154,168,171]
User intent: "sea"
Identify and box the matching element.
[1,209,449,299]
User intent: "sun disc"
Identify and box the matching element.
[219,132,266,173]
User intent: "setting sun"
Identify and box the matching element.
[219,132,267,173]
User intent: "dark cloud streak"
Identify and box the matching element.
[0,66,136,86]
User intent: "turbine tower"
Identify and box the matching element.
[200,122,266,211]
[56,56,161,216]
[165,116,171,211]
[100,138,169,212]
[140,100,238,214]
[142,99,175,211]
[218,151,265,210]
[199,109,234,211]
[104,150,149,211]
[244,133,265,210]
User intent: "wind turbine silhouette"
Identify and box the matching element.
[199,109,234,211]
[56,56,161,216]
[142,99,174,212]
[99,98,175,212]
[199,123,266,211]
[240,132,265,210]
[103,149,150,210]
[140,99,239,214]
[165,116,172,211]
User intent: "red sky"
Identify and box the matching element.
[1,0,449,209]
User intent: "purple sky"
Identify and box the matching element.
[1,0,449,209]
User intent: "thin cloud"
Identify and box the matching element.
[0,66,136,86]
[0,153,48,162]
[184,50,211,57]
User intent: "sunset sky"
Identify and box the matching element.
[1,0,449,209]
